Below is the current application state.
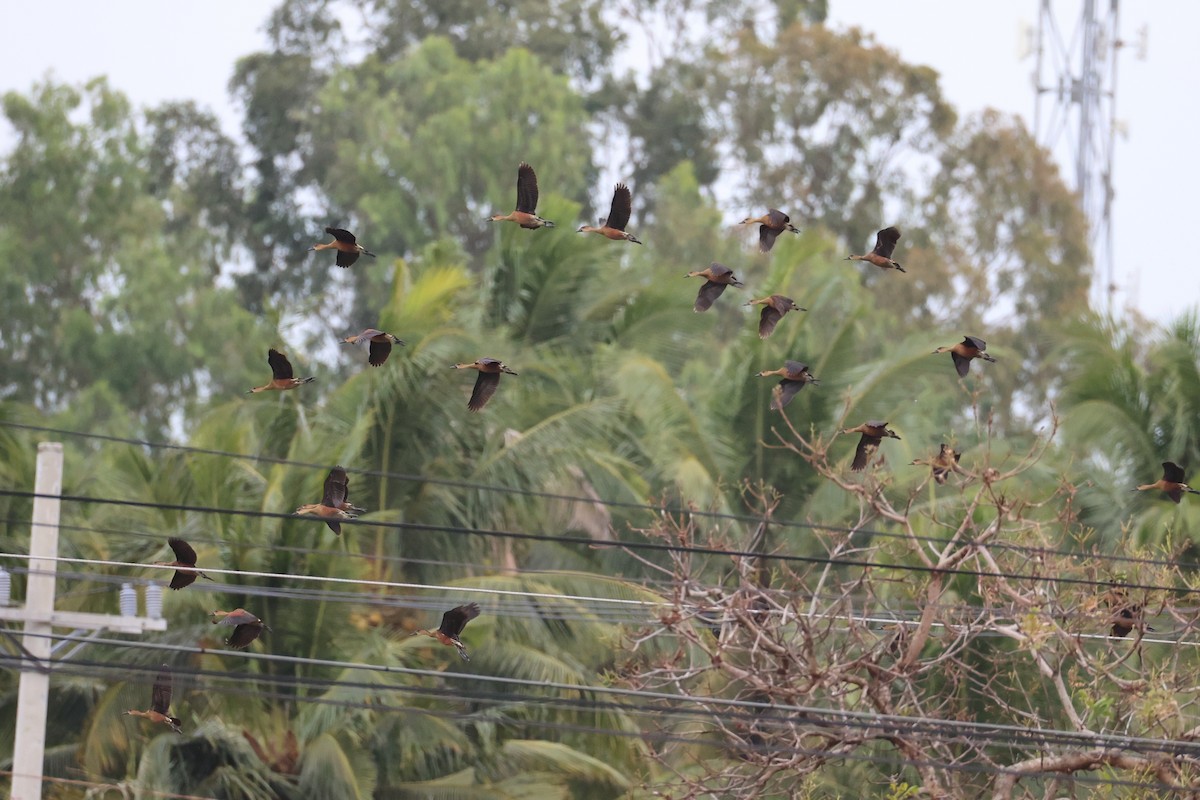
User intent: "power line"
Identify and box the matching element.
[7,561,1189,646]
[0,488,1193,597]
[0,418,1178,575]
[6,646,1200,766]
[0,515,663,588]
[0,551,665,611]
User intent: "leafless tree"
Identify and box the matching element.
[621,406,1200,798]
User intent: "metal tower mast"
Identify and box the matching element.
[1032,0,1124,312]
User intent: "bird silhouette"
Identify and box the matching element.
[686,263,745,312]
[740,209,799,253]
[843,421,902,472]
[247,349,315,393]
[933,336,996,378]
[309,227,376,268]
[413,602,482,661]
[154,538,214,590]
[341,328,405,367]
[846,226,905,272]
[745,295,805,339]
[295,466,360,535]
[489,162,555,229]
[1134,461,1200,504]
[578,184,642,244]
[123,665,182,734]
[450,358,518,412]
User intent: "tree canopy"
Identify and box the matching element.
[2,2,1195,798]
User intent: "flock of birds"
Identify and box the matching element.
[121,162,1200,732]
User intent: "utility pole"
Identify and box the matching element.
[3,443,167,800]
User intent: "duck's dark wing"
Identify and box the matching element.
[1163,461,1187,484]
[772,379,806,410]
[708,262,734,280]
[169,570,198,590]
[963,335,987,351]
[951,352,971,378]
[227,622,264,649]
[758,225,782,253]
[1110,606,1138,637]
[268,349,295,380]
[606,184,632,232]
[151,667,173,715]
[367,338,393,367]
[335,250,360,268]
[758,306,784,339]
[516,163,539,214]
[694,281,727,312]
[326,227,357,244]
[783,360,809,378]
[852,434,882,472]
[468,371,501,412]
[765,209,789,228]
[872,227,901,259]
[322,467,349,508]
[438,602,481,638]
[167,538,196,566]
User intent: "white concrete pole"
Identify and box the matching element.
[11,442,63,800]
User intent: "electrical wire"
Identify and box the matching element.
[4,646,1199,798]
[0,515,669,589]
[0,552,665,612]
[0,418,1181,575]
[0,488,1194,598]
[6,562,1192,647]
[7,635,1199,761]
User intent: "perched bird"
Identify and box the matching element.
[489,162,555,229]
[755,361,819,410]
[911,444,961,485]
[577,183,642,244]
[1134,462,1200,504]
[412,602,481,661]
[843,421,902,472]
[450,358,518,412]
[340,328,405,367]
[211,608,270,649]
[686,263,745,312]
[745,295,805,339]
[1104,586,1155,638]
[1109,603,1153,638]
[308,227,376,268]
[295,466,359,535]
[933,336,996,378]
[154,538,214,590]
[846,226,905,272]
[247,349,315,394]
[123,665,182,734]
[740,209,799,253]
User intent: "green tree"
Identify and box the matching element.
[1060,312,1200,546]
[0,79,270,436]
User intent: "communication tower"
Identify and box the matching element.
[1030,0,1143,312]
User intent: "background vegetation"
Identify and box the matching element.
[1,0,1198,797]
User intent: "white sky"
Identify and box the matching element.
[0,0,1192,324]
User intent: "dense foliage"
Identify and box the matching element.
[1,1,1198,797]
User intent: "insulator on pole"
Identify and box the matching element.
[0,567,10,606]
[145,583,163,619]
[119,583,137,616]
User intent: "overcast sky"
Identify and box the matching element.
[0,1,1192,325]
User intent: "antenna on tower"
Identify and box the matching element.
[1030,0,1137,314]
